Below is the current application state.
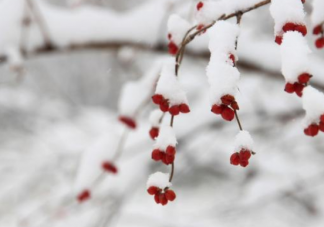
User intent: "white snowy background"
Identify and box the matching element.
[0,0,324,227]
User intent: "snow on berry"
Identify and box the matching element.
[230,130,254,167]
[118,61,162,128]
[270,0,307,43]
[280,32,312,97]
[153,58,189,115]
[147,172,171,190]
[302,86,324,137]
[167,14,191,55]
[311,0,324,28]
[195,1,225,28]
[148,109,164,140]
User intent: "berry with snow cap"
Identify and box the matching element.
[230,131,255,168]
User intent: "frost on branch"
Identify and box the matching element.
[152,58,190,116]
[206,21,240,122]
[302,87,324,137]
[311,0,324,49]
[280,32,312,97]
[148,109,164,140]
[118,61,162,129]
[270,0,307,45]
[167,15,191,55]
[230,130,254,167]
[147,172,175,206]
[151,125,177,165]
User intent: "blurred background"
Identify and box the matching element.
[0,0,324,227]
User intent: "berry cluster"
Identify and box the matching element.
[304,114,324,137]
[284,73,312,97]
[102,161,118,174]
[152,146,176,165]
[313,24,324,49]
[275,22,307,45]
[230,149,252,167]
[152,94,190,115]
[211,95,239,121]
[118,116,136,129]
[77,189,91,203]
[147,186,176,206]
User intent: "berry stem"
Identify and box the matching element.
[169,162,175,182]
[234,110,243,131]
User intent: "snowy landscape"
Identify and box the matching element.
[0,0,324,227]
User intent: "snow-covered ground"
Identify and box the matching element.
[0,0,324,227]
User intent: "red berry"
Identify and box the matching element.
[118,116,136,129]
[166,146,176,156]
[162,154,169,165]
[147,186,159,195]
[240,149,251,160]
[102,162,118,174]
[284,83,295,93]
[301,0,305,3]
[313,25,323,35]
[229,54,235,64]
[167,33,172,40]
[304,124,319,137]
[231,101,239,110]
[298,73,312,84]
[275,36,283,45]
[221,107,235,121]
[230,153,240,166]
[154,193,160,204]
[197,24,205,31]
[315,37,324,49]
[295,25,307,36]
[160,100,169,112]
[165,154,175,164]
[221,94,235,105]
[283,23,296,32]
[320,114,324,123]
[319,122,324,132]
[77,190,90,203]
[149,127,159,140]
[294,83,305,97]
[240,160,249,167]
[168,42,178,55]
[152,149,163,161]
[179,103,190,113]
[165,189,176,201]
[159,194,168,206]
[197,1,203,11]
[152,94,163,105]
[211,104,224,115]
[169,105,180,116]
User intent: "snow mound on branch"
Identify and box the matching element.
[302,86,324,126]
[224,0,261,15]
[167,14,191,45]
[149,109,164,127]
[155,58,188,106]
[74,131,119,193]
[153,125,177,150]
[311,0,324,26]
[195,1,225,26]
[147,172,171,189]
[280,32,311,83]
[234,130,254,152]
[118,60,162,117]
[270,0,306,35]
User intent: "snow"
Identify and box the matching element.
[234,130,254,152]
[269,0,306,35]
[224,0,261,15]
[149,109,164,127]
[155,58,188,106]
[302,86,324,126]
[167,14,192,45]
[280,31,311,83]
[146,172,171,189]
[153,125,177,150]
[118,60,162,117]
[5,46,23,70]
[195,1,225,26]
[311,0,324,26]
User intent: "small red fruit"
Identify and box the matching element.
[167,33,172,40]
[294,83,304,97]
[301,0,305,4]
[211,104,224,114]
[231,101,239,110]
[152,94,163,105]
[315,37,324,49]
[221,94,235,105]
[240,149,251,160]
[118,116,136,129]
[304,124,319,137]
[159,194,168,206]
[283,23,295,32]
[147,186,159,195]
[197,1,203,11]
[165,189,176,201]
[284,83,295,93]
[275,36,283,45]
[154,193,160,204]
[229,54,235,64]
[295,25,307,36]
[313,25,323,35]
[320,114,324,123]
[240,160,249,167]
[319,122,324,132]
[152,149,163,161]
[169,105,180,116]
[77,190,90,203]
[160,100,169,112]
[165,154,175,164]
[168,42,178,55]
[149,127,159,140]
[166,146,176,156]
[179,103,190,113]
[298,73,312,84]
[221,107,235,121]
[102,162,118,174]
[230,153,240,166]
